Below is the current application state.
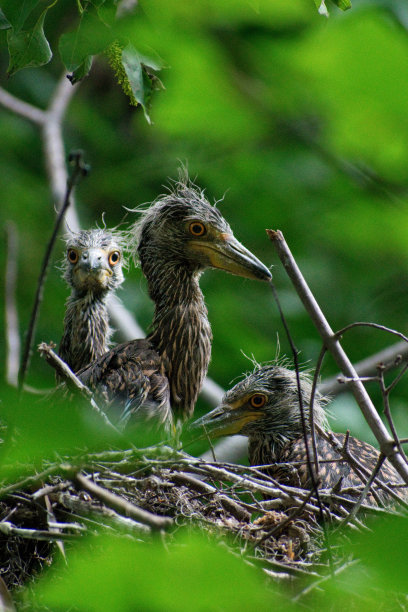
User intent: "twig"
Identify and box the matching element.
[37,342,126,437]
[339,453,386,528]
[318,340,408,396]
[377,365,408,466]
[0,521,78,541]
[73,472,173,530]
[269,280,334,571]
[267,229,408,484]
[4,222,20,387]
[18,152,89,392]
[335,321,408,345]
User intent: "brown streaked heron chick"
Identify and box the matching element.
[192,364,406,505]
[78,176,272,430]
[58,228,125,375]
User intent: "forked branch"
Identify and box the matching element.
[267,229,408,484]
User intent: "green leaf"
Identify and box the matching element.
[0,8,10,29]
[32,532,283,611]
[0,387,124,482]
[67,54,94,84]
[121,45,164,124]
[59,7,115,72]
[0,0,40,32]
[6,9,52,76]
[330,0,352,10]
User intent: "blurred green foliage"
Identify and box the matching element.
[1,0,408,608]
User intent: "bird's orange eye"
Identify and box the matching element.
[189,221,206,237]
[67,249,79,264]
[250,394,267,408]
[109,251,121,266]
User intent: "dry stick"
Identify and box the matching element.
[319,340,408,396]
[269,283,323,506]
[309,345,327,492]
[267,229,408,485]
[73,472,173,531]
[5,222,20,387]
[18,152,89,392]
[339,453,386,529]
[37,342,124,437]
[269,281,334,571]
[377,364,408,466]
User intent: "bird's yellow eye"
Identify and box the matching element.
[67,249,79,264]
[250,394,267,408]
[109,251,121,266]
[189,221,206,237]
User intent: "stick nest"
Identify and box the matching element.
[0,444,404,592]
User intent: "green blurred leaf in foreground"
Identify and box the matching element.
[31,531,285,611]
[0,386,123,481]
[306,515,408,611]
[0,0,41,32]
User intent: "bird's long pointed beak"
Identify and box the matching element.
[190,404,260,437]
[190,234,272,282]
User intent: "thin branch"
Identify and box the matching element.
[269,282,327,523]
[335,321,408,345]
[319,340,408,396]
[377,365,408,466]
[42,75,79,222]
[339,453,386,528]
[18,152,89,391]
[37,342,124,437]
[0,521,78,541]
[267,229,408,484]
[0,87,46,125]
[4,222,20,386]
[74,472,173,530]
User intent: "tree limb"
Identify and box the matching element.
[267,229,408,484]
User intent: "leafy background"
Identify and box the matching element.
[1,0,408,609]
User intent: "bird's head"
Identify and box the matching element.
[63,229,125,296]
[131,176,271,282]
[191,364,328,442]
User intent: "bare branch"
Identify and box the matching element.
[74,472,173,530]
[42,76,79,223]
[319,340,408,395]
[0,87,46,125]
[18,154,88,391]
[267,229,408,484]
[4,222,20,387]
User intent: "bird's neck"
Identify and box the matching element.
[145,262,212,420]
[248,432,290,467]
[59,292,111,373]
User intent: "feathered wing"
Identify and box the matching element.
[77,339,172,429]
[268,433,406,503]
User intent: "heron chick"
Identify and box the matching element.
[59,228,125,375]
[78,177,272,430]
[192,364,406,505]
